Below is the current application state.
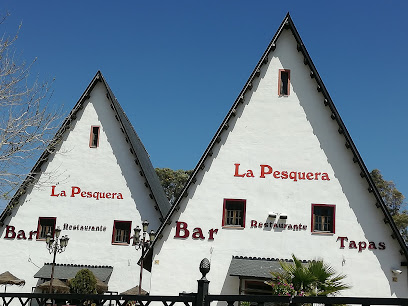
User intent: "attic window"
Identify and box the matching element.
[311,204,335,234]
[112,220,131,244]
[37,217,56,240]
[278,69,290,96]
[89,126,100,148]
[222,199,246,228]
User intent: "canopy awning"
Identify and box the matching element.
[121,285,148,295]
[96,277,109,293]
[228,256,308,279]
[34,264,113,282]
[0,271,25,286]
[37,278,70,293]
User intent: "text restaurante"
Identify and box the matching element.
[234,163,330,181]
[51,186,124,200]
[63,223,107,232]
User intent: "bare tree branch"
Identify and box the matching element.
[0,17,63,200]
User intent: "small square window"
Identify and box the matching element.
[311,204,335,233]
[112,220,131,244]
[89,126,100,148]
[37,217,56,240]
[223,199,246,228]
[278,69,290,96]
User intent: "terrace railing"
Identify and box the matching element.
[1,258,407,306]
[0,293,195,306]
[207,294,408,306]
[2,292,408,306]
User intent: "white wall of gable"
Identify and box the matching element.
[150,30,407,297]
[0,82,162,293]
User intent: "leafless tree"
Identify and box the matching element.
[0,16,62,200]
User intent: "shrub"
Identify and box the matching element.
[69,269,97,294]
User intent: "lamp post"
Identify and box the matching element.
[45,227,69,293]
[132,220,155,295]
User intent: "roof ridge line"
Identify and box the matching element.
[144,14,408,265]
[0,71,170,226]
[98,73,170,218]
[45,263,114,268]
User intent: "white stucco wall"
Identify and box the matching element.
[149,30,407,297]
[0,81,162,294]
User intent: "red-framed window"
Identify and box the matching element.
[89,126,100,148]
[278,69,290,96]
[311,204,335,234]
[222,199,246,228]
[112,220,132,244]
[37,217,56,240]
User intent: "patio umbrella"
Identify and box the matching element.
[120,286,148,295]
[37,278,70,293]
[0,271,25,292]
[96,278,108,293]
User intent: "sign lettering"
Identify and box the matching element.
[174,221,218,241]
[51,186,124,200]
[63,223,107,232]
[234,163,330,181]
[337,236,385,252]
[250,220,307,231]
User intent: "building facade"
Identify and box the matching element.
[147,14,408,297]
[0,72,170,294]
[0,14,407,298]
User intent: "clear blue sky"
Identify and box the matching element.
[1,1,407,210]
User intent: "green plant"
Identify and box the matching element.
[266,255,350,296]
[69,269,97,294]
[265,276,297,296]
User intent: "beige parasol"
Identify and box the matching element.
[0,271,25,292]
[37,278,70,293]
[95,278,108,293]
[120,285,148,295]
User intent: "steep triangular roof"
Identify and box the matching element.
[0,71,170,225]
[147,13,408,264]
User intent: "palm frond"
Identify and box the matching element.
[267,254,351,297]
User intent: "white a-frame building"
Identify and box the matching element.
[0,14,407,298]
[0,71,170,294]
[147,14,408,297]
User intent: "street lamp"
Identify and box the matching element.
[132,220,155,295]
[45,227,69,293]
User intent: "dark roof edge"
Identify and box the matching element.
[43,263,113,268]
[143,15,290,264]
[0,71,170,226]
[99,72,170,218]
[232,255,310,263]
[144,13,408,264]
[286,15,408,260]
[0,72,97,226]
